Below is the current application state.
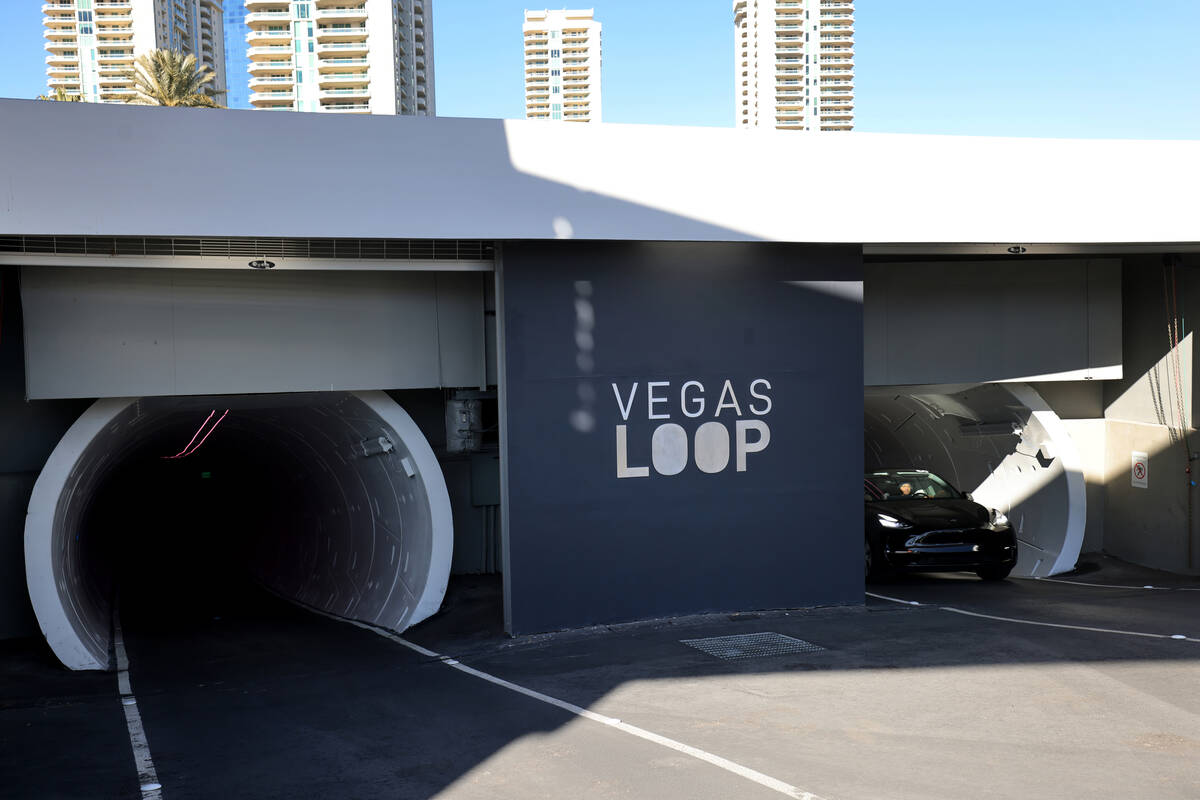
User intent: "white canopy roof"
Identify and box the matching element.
[2,98,1197,246]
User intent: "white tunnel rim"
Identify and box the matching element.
[352,391,454,627]
[1002,384,1087,576]
[25,397,137,671]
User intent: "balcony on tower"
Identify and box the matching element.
[315,6,368,23]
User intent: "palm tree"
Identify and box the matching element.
[36,87,83,102]
[128,49,224,107]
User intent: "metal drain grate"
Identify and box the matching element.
[680,632,825,661]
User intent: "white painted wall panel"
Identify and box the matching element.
[1087,260,1123,374]
[865,259,1122,386]
[20,269,178,397]
[434,272,487,388]
[21,266,485,399]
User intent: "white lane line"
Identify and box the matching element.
[113,614,164,799]
[310,609,824,800]
[864,591,922,606]
[1032,576,1200,592]
[866,591,1200,642]
[939,607,1200,641]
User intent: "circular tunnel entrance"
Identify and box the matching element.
[865,383,1086,578]
[26,391,452,671]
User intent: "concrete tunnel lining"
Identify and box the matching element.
[25,391,453,671]
[864,382,1086,577]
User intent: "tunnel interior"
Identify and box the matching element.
[26,391,452,671]
[864,382,1085,578]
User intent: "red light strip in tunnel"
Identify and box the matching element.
[161,410,230,460]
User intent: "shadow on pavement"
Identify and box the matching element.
[5,554,1200,800]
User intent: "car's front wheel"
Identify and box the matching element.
[976,564,1013,581]
[865,536,891,582]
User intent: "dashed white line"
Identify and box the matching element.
[113,612,163,799]
[866,591,1199,642]
[309,608,825,800]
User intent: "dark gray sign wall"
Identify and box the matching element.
[499,242,863,634]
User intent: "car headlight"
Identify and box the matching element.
[877,513,912,530]
[986,509,1010,530]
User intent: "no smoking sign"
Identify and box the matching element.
[1132,451,1149,489]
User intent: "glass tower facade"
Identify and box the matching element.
[223,1,251,109]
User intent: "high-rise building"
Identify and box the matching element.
[733,0,854,131]
[523,9,601,123]
[244,0,434,115]
[43,0,227,104]
[222,1,250,108]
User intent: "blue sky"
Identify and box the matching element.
[3,1,1199,138]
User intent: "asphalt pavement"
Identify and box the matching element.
[4,555,1200,800]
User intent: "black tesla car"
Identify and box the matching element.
[864,469,1017,581]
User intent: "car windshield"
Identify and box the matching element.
[864,470,963,501]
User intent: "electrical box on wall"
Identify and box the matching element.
[445,398,483,453]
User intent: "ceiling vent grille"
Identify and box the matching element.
[0,236,495,262]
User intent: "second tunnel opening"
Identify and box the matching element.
[864,382,1086,579]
